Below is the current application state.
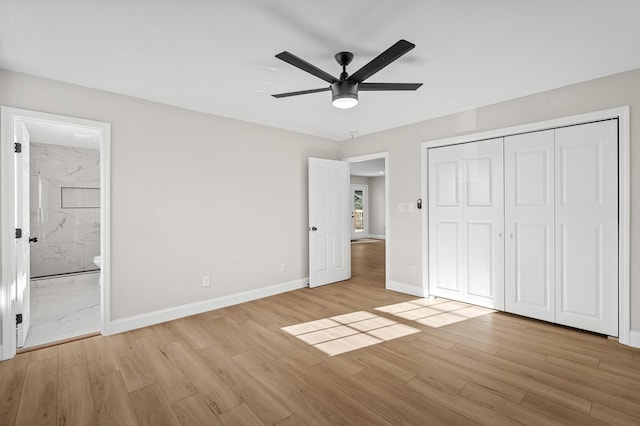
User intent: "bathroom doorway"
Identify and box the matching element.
[1,107,111,358]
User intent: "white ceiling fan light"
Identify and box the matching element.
[331,80,358,109]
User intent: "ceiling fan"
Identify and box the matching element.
[272,39,422,109]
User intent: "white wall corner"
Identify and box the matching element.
[107,278,308,335]
[369,234,386,240]
[628,330,640,349]
[387,281,427,297]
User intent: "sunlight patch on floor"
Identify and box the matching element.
[376,298,496,328]
[282,311,421,356]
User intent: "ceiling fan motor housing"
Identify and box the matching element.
[331,80,358,101]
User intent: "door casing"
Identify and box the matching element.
[344,152,390,289]
[1,107,112,360]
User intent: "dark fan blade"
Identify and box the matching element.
[359,82,423,91]
[272,87,331,98]
[349,39,416,83]
[275,51,338,84]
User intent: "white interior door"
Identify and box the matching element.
[350,184,368,240]
[308,158,350,288]
[505,130,555,322]
[15,122,31,347]
[428,138,504,309]
[554,120,618,336]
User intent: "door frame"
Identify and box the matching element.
[350,184,369,240]
[421,106,631,346]
[344,152,389,289]
[1,107,112,360]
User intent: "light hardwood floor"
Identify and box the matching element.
[1,240,639,425]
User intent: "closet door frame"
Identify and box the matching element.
[421,107,631,346]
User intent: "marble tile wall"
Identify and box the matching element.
[30,142,100,277]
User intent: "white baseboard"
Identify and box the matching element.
[107,277,308,335]
[387,281,427,297]
[628,330,640,348]
[369,234,386,239]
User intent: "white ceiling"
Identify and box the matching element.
[24,120,100,149]
[2,1,640,141]
[350,159,385,177]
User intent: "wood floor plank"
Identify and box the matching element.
[107,332,157,392]
[458,382,561,426]
[136,335,198,404]
[27,346,58,362]
[493,347,640,417]
[218,403,265,426]
[406,376,519,425]
[198,348,294,425]
[590,402,640,426]
[0,353,30,425]
[521,392,604,425]
[171,393,223,426]
[92,371,139,426]
[405,338,528,403]
[164,340,242,415]
[57,364,98,426]
[15,356,58,426]
[273,358,396,426]
[274,414,309,426]
[130,383,181,426]
[85,336,119,379]
[448,344,593,414]
[58,339,88,370]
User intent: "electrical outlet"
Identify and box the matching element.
[202,276,210,287]
[281,263,287,272]
[409,265,416,274]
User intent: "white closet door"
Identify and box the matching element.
[505,130,555,322]
[428,138,504,309]
[428,144,465,301]
[554,120,618,336]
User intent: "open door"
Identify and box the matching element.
[15,121,31,347]
[308,158,350,287]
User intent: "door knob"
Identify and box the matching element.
[311,226,318,231]
[29,237,38,243]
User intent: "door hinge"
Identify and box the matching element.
[14,142,22,153]
[16,314,23,325]
[15,228,22,239]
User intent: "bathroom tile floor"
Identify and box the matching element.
[24,272,100,348]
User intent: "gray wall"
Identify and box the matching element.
[0,69,340,333]
[369,176,385,237]
[341,67,640,331]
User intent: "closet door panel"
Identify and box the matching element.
[428,138,504,309]
[428,146,465,299]
[467,221,494,298]
[463,138,504,308]
[505,130,555,322]
[555,120,618,336]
